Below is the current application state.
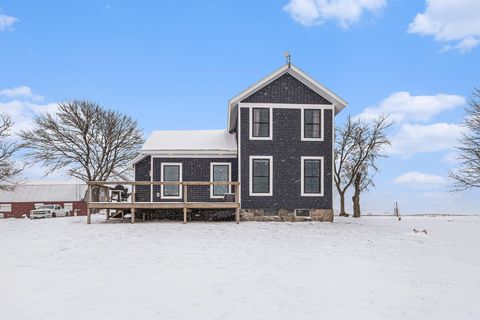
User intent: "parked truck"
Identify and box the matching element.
[30,205,70,219]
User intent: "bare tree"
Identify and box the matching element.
[351,159,378,218]
[20,100,144,190]
[450,88,480,190]
[335,115,391,217]
[334,115,361,216]
[0,113,22,190]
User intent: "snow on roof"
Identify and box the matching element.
[0,182,87,203]
[141,130,237,154]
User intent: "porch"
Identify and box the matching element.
[86,181,240,224]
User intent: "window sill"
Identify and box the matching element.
[249,136,273,141]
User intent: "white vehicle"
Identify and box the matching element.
[30,205,70,219]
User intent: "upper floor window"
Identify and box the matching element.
[210,162,231,198]
[161,163,182,199]
[302,109,323,141]
[249,107,272,140]
[301,156,324,196]
[249,156,273,196]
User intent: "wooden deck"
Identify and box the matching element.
[86,180,240,224]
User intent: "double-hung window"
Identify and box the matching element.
[249,156,273,196]
[250,107,272,140]
[302,109,323,141]
[210,163,231,198]
[301,156,323,196]
[161,163,182,199]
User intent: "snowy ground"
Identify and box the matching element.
[1,215,479,320]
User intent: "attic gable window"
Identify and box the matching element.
[249,107,272,140]
[301,109,324,141]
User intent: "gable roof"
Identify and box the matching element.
[140,129,237,156]
[0,182,87,203]
[227,64,348,132]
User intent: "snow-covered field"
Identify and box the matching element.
[1,215,479,320]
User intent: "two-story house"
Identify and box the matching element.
[132,63,347,222]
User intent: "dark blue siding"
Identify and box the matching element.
[134,157,238,202]
[239,107,333,210]
[242,73,331,105]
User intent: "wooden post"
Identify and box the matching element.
[183,184,188,203]
[106,209,110,220]
[131,208,135,224]
[87,207,91,224]
[142,212,145,222]
[87,184,92,224]
[235,184,240,224]
[183,183,188,224]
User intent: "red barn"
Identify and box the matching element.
[0,182,88,218]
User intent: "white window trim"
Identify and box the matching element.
[301,108,324,141]
[249,156,273,196]
[210,162,232,199]
[0,204,12,212]
[295,209,311,217]
[301,156,324,197]
[249,107,273,140]
[160,162,183,199]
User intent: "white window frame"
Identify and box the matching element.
[301,108,324,141]
[0,204,12,212]
[295,209,311,217]
[249,156,273,196]
[249,107,273,140]
[301,156,324,197]
[161,162,183,199]
[210,162,232,199]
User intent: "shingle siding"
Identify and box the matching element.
[239,108,333,210]
[134,156,238,202]
[241,72,331,105]
[134,156,152,202]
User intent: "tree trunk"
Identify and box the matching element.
[353,173,361,218]
[339,192,348,216]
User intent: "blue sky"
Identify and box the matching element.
[1,0,479,214]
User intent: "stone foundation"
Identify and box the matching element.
[240,208,334,222]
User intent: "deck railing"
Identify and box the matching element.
[86,181,240,224]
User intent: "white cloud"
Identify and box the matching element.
[441,151,460,164]
[283,0,386,28]
[0,14,18,31]
[408,0,480,53]
[0,86,55,134]
[357,91,465,123]
[0,86,44,101]
[388,122,463,157]
[394,171,446,188]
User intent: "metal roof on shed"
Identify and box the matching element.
[0,183,87,203]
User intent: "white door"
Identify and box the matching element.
[64,203,73,215]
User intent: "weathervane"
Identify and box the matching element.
[284,51,291,67]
